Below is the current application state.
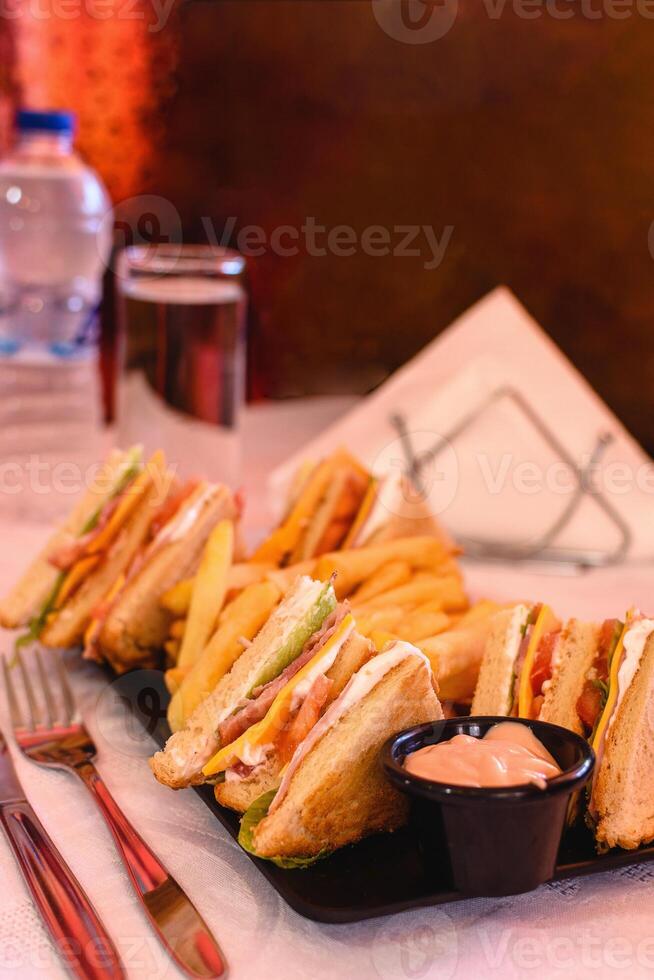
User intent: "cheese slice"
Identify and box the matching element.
[86,449,165,556]
[54,451,163,611]
[251,450,369,565]
[591,622,629,756]
[55,554,101,609]
[202,613,355,775]
[342,477,378,549]
[249,459,337,565]
[517,604,560,719]
[82,572,127,650]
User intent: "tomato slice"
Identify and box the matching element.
[530,631,558,697]
[576,681,603,733]
[277,674,333,765]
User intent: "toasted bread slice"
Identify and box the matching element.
[593,631,654,850]
[215,630,375,812]
[348,472,455,551]
[39,476,171,649]
[0,449,134,630]
[150,576,335,788]
[252,648,442,859]
[471,604,531,716]
[539,620,599,734]
[295,465,369,561]
[99,485,237,673]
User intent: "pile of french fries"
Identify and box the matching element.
[159,529,499,725]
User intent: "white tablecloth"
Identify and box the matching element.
[2,398,654,980]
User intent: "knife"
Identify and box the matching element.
[0,729,125,980]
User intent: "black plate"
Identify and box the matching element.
[118,669,654,923]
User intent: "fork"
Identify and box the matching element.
[4,649,227,980]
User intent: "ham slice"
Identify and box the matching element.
[48,494,123,570]
[217,603,348,746]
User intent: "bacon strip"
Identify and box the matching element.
[48,494,123,570]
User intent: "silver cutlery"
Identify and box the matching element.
[0,724,124,980]
[3,650,227,980]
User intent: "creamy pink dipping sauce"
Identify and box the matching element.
[404,722,562,789]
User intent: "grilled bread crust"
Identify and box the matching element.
[593,632,654,850]
[253,655,442,859]
[215,630,375,812]
[99,487,236,673]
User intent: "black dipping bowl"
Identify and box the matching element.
[382,716,594,898]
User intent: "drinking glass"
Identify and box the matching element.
[115,245,246,485]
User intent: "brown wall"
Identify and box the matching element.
[155,3,654,449]
[2,5,654,448]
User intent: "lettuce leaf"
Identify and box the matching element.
[81,445,143,535]
[13,445,143,651]
[14,571,66,654]
[247,581,336,695]
[238,790,331,869]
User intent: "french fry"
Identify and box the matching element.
[351,560,412,603]
[369,629,399,651]
[177,520,235,670]
[413,558,461,579]
[355,606,406,637]
[356,575,467,613]
[419,614,499,701]
[398,610,450,643]
[164,666,185,694]
[164,638,180,661]
[412,598,451,616]
[454,600,503,628]
[169,619,187,640]
[160,562,275,618]
[228,562,276,592]
[315,536,453,598]
[168,580,281,731]
[265,559,317,594]
[161,578,194,617]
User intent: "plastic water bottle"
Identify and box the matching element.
[0,110,112,520]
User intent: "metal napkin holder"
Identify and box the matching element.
[391,385,632,569]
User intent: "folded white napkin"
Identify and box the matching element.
[270,287,654,565]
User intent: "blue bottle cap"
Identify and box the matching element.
[16,110,75,135]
